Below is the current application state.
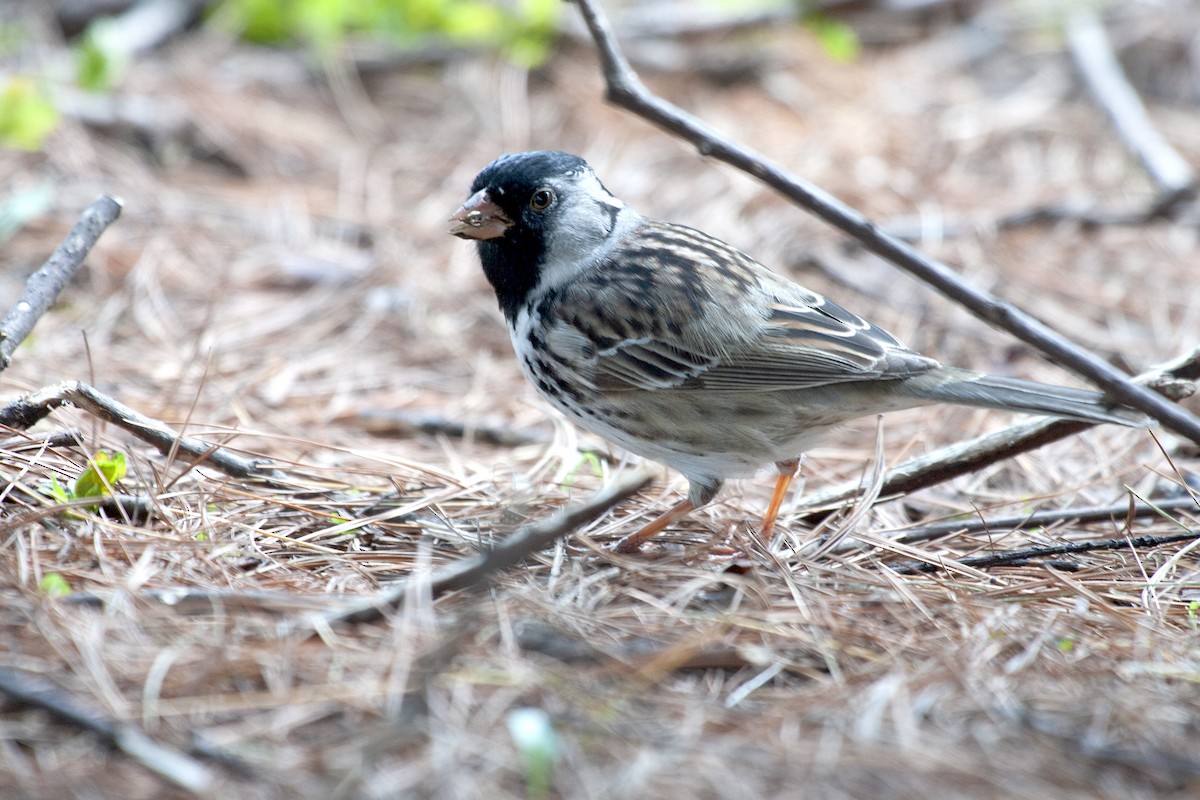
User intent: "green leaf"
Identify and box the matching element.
[0,78,60,150]
[223,0,291,43]
[39,573,72,597]
[75,20,127,92]
[295,0,350,50]
[46,475,74,503]
[804,14,859,62]
[74,450,127,499]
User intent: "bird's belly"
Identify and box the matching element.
[529,373,834,479]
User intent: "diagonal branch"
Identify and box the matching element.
[0,381,282,484]
[570,0,1200,446]
[0,195,123,372]
[0,666,215,794]
[314,470,654,626]
[1067,10,1196,212]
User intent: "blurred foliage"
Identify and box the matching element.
[75,18,129,92]
[0,0,861,152]
[507,708,561,800]
[212,0,561,66]
[709,0,860,62]
[38,573,73,597]
[801,12,859,62]
[0,12,121,151]
[0,77,60,151]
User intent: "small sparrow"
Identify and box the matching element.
[450,151,1140,553]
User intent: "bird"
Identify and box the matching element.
[449,150,1142,553]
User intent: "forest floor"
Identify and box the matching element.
[2,1,1200,797]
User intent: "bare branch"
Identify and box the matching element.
[888,495,1199,547]
[569,0,1200,446]
[0,381,282,484]
[1067,10,1197,211]
[356,408,546,448]
[0,666,215,794]
[316,469,655,626]
[0,196,122,372]
[892,530,1200,575]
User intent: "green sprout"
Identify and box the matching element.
[45,449,128,509]
[39,573,72,598]
[506,707,560,800]
[561,450,605,489]
[0,77,59,150]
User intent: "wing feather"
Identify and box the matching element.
[543,220,938,393]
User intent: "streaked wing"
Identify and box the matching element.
[548,219,938,393]
[594,339,719,389]
[688,296,938,390]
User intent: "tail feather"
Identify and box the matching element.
[907,367,1147,427]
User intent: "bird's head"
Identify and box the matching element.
[450,151,632,318]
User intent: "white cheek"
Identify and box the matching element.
[530,174,639,294]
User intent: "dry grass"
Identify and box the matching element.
[2,1,1200,797]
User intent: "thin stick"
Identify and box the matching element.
[569,0,1200,446]
[0,195,123,372]
[0,666,215,794]
[316,470,655,626]
[1067,10,1196,210]
[892,530,1200,574]
[887,495,1199,546]
[356,408,546,448]
[0,381,282,483]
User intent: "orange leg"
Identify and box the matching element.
[761,458,800,538]
[613,498,696,554]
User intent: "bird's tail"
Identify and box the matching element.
[906,367,1147,427]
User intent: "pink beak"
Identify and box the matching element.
[449,189,513,240]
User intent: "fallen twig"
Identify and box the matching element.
[0,493,160,534]
[64,587,340,616]
[0,381,283,484]
[887,494,1199,546]
[569,0,1200,446]
[1067,10,1196,214]
[0,428,86,452]
[355,408,547,448]
[315,470,655,626]
[844,11,1198,244]
[0,666,216,794]
[0,196,122,372]
[891,529,1199,574]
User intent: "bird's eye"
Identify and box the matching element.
[529,189,555,211]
